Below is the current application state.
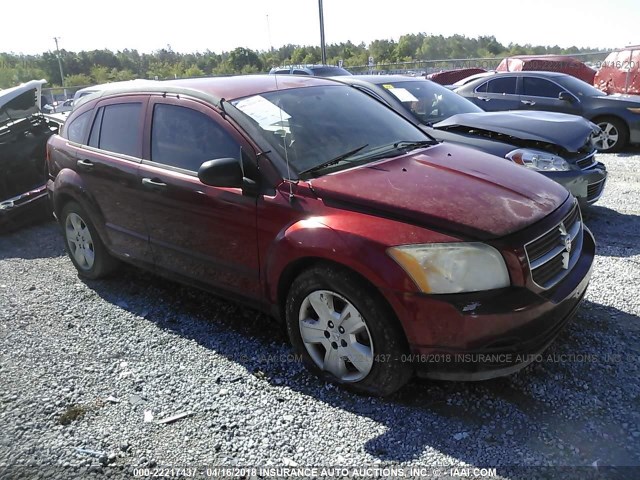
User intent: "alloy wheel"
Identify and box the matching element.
[595,121,620,151]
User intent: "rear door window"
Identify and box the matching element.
[66,111,91,143]
[523,77,564,98]
[150,103,240,172]
[483,77,517,94]
[88,103,142,157]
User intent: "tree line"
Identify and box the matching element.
[0,33,602,89]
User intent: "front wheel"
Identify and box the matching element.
[285,264,411,396]
[60,201,118,279]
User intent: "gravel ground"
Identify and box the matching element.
[1,152,639,480]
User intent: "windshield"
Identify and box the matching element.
[380,80,483,124]
[310,66,351,77]
[231,85,429,176]
[557,75,606,97]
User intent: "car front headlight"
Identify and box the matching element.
[506,149,570,171]
[387,243,510,294]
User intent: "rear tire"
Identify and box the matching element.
[60,201,118,279]
[285,264,412,396]
[593,117,628,153]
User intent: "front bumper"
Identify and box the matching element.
[543,163,607,205]
[0,184,50,233]
[386,227,595,381]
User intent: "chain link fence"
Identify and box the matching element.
[347,51,614,75]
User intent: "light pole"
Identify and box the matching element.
[53,37,67,98]
[318,0,326,65]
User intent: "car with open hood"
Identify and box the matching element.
[1,80,64,232]
[334,75,607,206]
[454,70,640,152]
[47,75,594,396]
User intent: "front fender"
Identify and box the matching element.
[263,216,419,307]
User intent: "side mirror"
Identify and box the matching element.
[198,158,243,188]
[559,91,575,103]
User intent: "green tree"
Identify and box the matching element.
[65,73,92,87]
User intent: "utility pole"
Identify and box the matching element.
[53,37,67,98]
[318,0,326,65]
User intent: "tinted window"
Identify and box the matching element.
[98,103,142,157]
[477,77,517,94]
[66,111,91,143]
[151,104,240,172]
[523,77,564,98]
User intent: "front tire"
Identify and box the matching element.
[285,264,411,396]
[60,201,118,279]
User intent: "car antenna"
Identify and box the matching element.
[274,74,295,202]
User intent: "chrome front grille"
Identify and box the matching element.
[525,203,583,289]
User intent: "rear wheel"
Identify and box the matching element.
[593,117,628,153]
[60,201,118,279]
[285,264,411,396]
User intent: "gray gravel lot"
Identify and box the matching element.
[1,152,639,479]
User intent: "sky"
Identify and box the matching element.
[2,0,638,55]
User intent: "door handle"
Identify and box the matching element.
[521,99,536,106]
[141,177,167,191]
[477,96,490,101]
[76,159,94,171]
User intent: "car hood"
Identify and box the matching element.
[433,111,598,153]
[595,93,640,107]
[310,143,569,240]
[0,79,46,125]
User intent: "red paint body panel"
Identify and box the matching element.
[427,68,487,85]
[497,55,597,85]
[309,143,569,240]
[595,48,640,95]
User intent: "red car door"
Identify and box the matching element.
[137,95,261,298]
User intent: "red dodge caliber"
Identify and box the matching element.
[47,75,595,396]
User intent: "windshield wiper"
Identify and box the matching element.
[298,144,369,177]
[392,140,437,150]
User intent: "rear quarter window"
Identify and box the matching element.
[65,111,92,143]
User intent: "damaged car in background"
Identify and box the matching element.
[336,75,607,206]
[1,80,64,232]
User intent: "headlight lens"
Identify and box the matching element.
[506,149,570,171]
[387,243,510,294]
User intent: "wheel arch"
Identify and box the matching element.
[275,256,411,355]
